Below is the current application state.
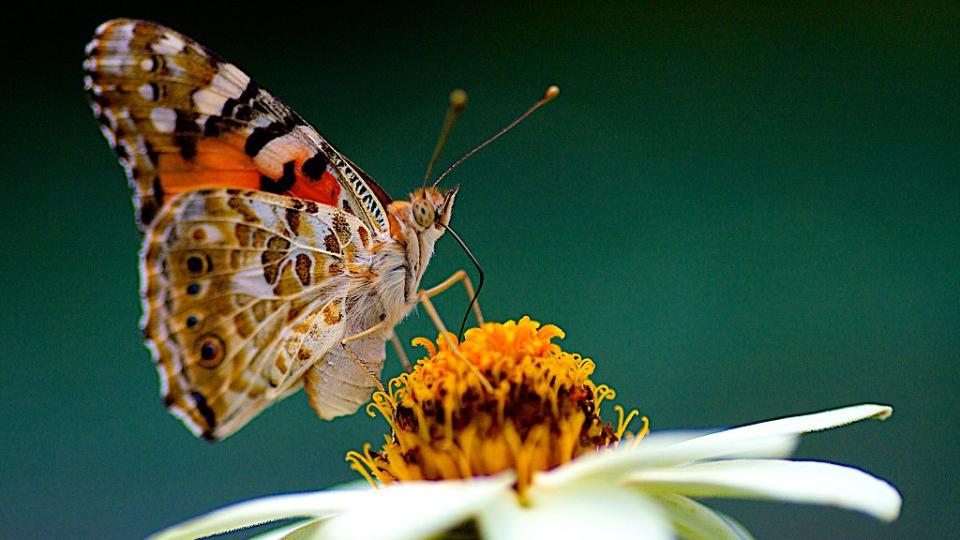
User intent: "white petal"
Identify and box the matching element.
[629,459,902,522]
[652,494,754,540]
[252,519,321,539]
[675,404,892,453]
[275,519,330,539]
[477,483,673,540]
[315,475,513,540]
[148,491,368,540]
[538,432,797,489]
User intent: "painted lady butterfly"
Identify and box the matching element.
[84,19,556,441]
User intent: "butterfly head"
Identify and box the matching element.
[385,186,459,300]
[409,186,458,234]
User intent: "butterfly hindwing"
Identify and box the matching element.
[142,188,379,439]
[84,18,392,234]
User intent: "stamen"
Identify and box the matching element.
[615,405,641,440]
[346,317,644,496]
[410,337,436,356]
[632,416,651,447]
[345,444,381,489]
[595,384,617,407]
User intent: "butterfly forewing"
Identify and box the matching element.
[84,18,391,233]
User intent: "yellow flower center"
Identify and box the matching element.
[346,317,646,498]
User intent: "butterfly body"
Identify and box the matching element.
[85,19,456,440]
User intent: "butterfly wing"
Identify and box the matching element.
[84,19,397,439]
[84,18,393,234]
[143,188,380,440]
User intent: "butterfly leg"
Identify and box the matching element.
[419,269,484,325]
[379,270,479,375]
[388,331,412,372]
[340,322,390,393]
[418,290,494,392]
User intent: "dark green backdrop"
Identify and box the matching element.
[2,3,957,538]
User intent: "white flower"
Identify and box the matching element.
[150,403,900,540]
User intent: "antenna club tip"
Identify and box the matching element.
[449,89,468,110]
[544,85,560,101]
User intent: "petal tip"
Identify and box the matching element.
[870,405,893,421]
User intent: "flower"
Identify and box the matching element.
[150,318,901,540]
[346,317,637,499]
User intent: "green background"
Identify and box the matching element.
[2,3,957,538]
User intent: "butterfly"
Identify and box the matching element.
[84,19,556,441]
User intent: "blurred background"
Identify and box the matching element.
[1,2,957,538]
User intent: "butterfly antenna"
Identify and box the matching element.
[432,85,560,188]
[422,89,469,189]
[443,225,484,340]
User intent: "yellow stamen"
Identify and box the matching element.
[347,317,646,496]
[344,444,380,489]
[633,416,651,447]
[615,404,641,440]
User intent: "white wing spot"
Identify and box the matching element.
[92,56,125,74]
[102,108,119,130]
[84,39,99,55]
[213,71,242,96]
[108,22,136,52]
[151,32,187,55]
[94,20,113,36]
[150,107,177,133]
[99,125,117,148]
[138,83,156,101]
[220,63,251,90]
[140,57,155,71]
[192,87,229,115]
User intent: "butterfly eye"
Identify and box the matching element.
[196,334,225,369]
[413,199,435,229]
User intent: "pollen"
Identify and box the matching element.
[346,317,646,498]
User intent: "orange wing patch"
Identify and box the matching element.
[84,19,347,230]
[290,168,342,206]
[156,138,260,194]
